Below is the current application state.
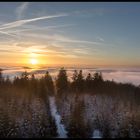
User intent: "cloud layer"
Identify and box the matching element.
[1,66,140,86]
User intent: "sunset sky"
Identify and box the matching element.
[0,2,140,67]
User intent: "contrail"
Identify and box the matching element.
[0,13,68,30]
[0,30,18,38]
[7,24,75,34]
[16,2,29,20]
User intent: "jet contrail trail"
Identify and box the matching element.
[7,24,75,34]
[0,13,68,30]
[0,30,18,38]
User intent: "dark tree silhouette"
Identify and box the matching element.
[13,76,20,86]
[72,70,78,81]
[85,73,92,91]
[5,76,11,87]
[92,72,104,91]
[56,67,68,94]
[44,71,54,96]
[31,73,35,80]
[29,74,38,94]
[67,100,87,138]
[21,71,29,80]
[20,71,29,88]
[76,70,84,92]
[0,69,4,85]
[71,70,78,91]
[71,70,85,92]
[93,72,103,82]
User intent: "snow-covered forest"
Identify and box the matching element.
[0,68,140,138]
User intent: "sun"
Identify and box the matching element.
[30,58,38,65]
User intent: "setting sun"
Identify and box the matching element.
[30,58,38,65]
[0,2,140,139]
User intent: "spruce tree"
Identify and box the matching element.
[20,71,29,87]
[0,69,3,85]
[56,68,68,94]
[71,70,78,91]
[86,73,92,91]
[77,70,84,92]
[44,71,54,95]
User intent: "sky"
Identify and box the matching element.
[0,2,140,67]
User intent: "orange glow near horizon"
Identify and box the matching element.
[0,45,139,68]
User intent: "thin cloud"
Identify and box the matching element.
[0,30,17,38]
[0,13,68,30]
[15,32,103,46]
[15,2,29,40]
[74,49,89,55]
[97,36,104,42]
[7,24,75,34]
[51,34,102,45]
[70,8,105,17]
[15,2,29,19]
[0,49,22,54]
[55,54,78,58]
[70,39,101,45]
[13,31,103,48]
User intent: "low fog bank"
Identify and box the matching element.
[1,66,140,86]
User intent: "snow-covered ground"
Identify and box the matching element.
[49,96,68,138]
[55,93,140,138]
[0,95,56,138]
[0,85,140,138]
[92,129,102,138]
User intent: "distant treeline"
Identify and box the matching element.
[0,67,140,98]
